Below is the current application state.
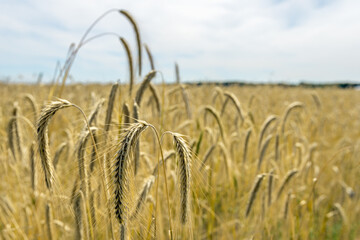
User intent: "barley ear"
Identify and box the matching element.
[246,174,265,217]
[120,37,134,97]
[37,99,72,190]
[120,10,142,76]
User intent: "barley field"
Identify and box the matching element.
[1,10,360,240]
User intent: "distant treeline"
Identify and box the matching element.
[187,81,360,89]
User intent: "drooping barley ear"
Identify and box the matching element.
[175,62,180,84]
[122,103,130,126]
[70,177,80,205]
[130,175,155,220]
[204,106,224,142]
[222,92,244,124]
[135,70,157,107]
[87,98,105,127]
[219,142,231,179]
[149,83,161,116]
[212,87,224,106]
[246,174,265,217]
[37,99,72,190]
[104,83,119,136]
[119,10,142,76]
[199,144,216,171]
[53,142,67,170]
[258,115,278,152]
[7,117,16,161]
[77,127,97,198]
[170,133,192,224]
[133,102,140,176]
[180,85,192,119]
[257,134,273,170]
[114,122,148,224]
[283,191,292,219]
[73,192,83,240]
[268,170,274,206]
[46,203,54,240]
[23,93,39,124]
[277,169,298,200]
[8,102,23,161]
[90,191,96,229]
[120,37,134,97]
[311,92,321,111]
[281,102,304,136]
[29,141,36,191]
[89,132,98,174]
[334,203,349,226]
[243,128,252,163]
[274,134,280,162]
[144,43,155,70]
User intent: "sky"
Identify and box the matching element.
[0,0,360,84]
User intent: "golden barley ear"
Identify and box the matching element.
[120,10,142,76]
[246,174,265,217]
[113,122,148,224]
[36,99,72,190]
[169,132,192,224]
[119,37,134,96]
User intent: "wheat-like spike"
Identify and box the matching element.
[89,132,98,174]
[257,134,273,170]
[181,85,192,119]
[243,128,252,163]
[223,92,244,123]
[77,127,97,197]
[133,102,140,176]
[7,117,16,161]
[119,10,142,76]
[283,191,292,219]
[73,191,83,240]
[87,98,105,127]
[281,102,304,135]
[120,37,134,97]
[144,43,155,70]
[53,142,67,170]
[135,70,157,106]
[311,92,321,110]
[89,191,96,229]
[268,170,274,206]
[149,83,161,116]
[122,103,130,126]
[37,99,72,190]
[175,62,180,84]
[277,169,298,199]
[130,175,155,220]
[334,203,349,226]
[8,102,23,161]
[114,122,148,224]
[29,141,36,191]
[246,174,266,217]
[23,93,38,124]
[104,83,118,135]
[204,106,225,142]
[258,115,278,152]
[274,134,280,162]
[171,133,192,224]
[46,203,54,240]
[199,144,216,170]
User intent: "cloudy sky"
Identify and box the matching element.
[1,0,359,84]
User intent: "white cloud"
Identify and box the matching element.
[0,0,359,83]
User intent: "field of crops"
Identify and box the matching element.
[0,81,359,239]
